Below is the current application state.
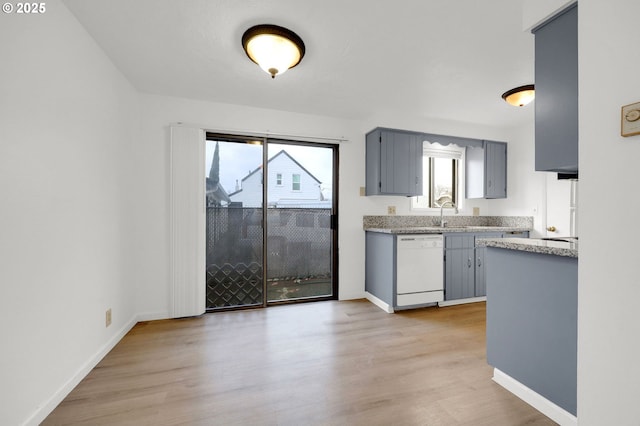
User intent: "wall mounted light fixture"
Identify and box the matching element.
[502,84,535,107]
[242,24,305,79]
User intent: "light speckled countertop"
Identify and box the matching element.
[365,226,530,234]
[477,237,578,258]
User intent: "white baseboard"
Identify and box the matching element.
[24,315,138,426]
[438,296,486,307]
[492,368,577,426]
[365,292,394,313]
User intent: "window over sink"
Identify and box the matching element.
[411,142,465,210]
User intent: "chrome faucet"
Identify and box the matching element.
[440,201,458,227]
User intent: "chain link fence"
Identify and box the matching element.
[206,207,332,309]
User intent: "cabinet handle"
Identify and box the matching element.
[547,226,556,232]
[477,257,482,267]
[468,258,472,268]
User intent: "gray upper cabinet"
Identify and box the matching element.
[366,128,423,196]
[533,4,578,173]
[465,141,507,199]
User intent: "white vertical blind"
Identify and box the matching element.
[169,125,206,318]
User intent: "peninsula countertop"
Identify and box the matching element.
[477,237,578,258]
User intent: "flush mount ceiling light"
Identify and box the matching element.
[501,84,535,107]
[242,24,305,79]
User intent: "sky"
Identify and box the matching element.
[205,141,334,198]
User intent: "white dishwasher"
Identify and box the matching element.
[396,234,444,306]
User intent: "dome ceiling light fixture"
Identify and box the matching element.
[501,84,535,107]
[241,24,305,79]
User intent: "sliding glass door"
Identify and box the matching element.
[265,141,335,302]
[205,136,264,309]
[205,134,337,311]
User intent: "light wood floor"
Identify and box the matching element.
[44,300,556,425]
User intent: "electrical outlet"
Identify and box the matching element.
[473,207,480,216]
[105,308,112,328]
[359,186,366,196]
[387,205,396,215]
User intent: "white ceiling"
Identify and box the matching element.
[62,0,535,128]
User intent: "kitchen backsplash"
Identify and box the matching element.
[363,215,534,229]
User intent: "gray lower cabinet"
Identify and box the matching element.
[475,247,488,297]
[466,141,507,199]
[365,232,395,306]
[445,232,511,300]
[365,128,423,196]
[444,234,476,300]
[367,230,531,305]
[533,4,578,172]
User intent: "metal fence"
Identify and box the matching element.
[206,207,331,309]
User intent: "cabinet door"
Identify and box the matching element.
[485,142,507,199]
[534,5,578,172]
[365,130,382,195]
[475,247,487,297]
[465,141,507,199]
[380,131,423,196]
[444,234,475,300]
[474,232,503,297]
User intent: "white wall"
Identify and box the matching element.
[135,95,531,318]
[0,2,580,423]
[578,1,640,424]
[522,0,575,31]
[136,94,367,312]
[490,117,547,237]
[0,1,140,425]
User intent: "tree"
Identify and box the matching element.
[209,142,220,185]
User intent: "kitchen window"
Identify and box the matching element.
[292,174,301,191]
[412,143,464,210]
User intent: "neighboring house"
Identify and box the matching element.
[229,150,329,208]
[206,178,231,207]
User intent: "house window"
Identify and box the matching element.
[412,143,463,209]
[292,174,301,191]
[428,157,458,207]
[276,173,282,186]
